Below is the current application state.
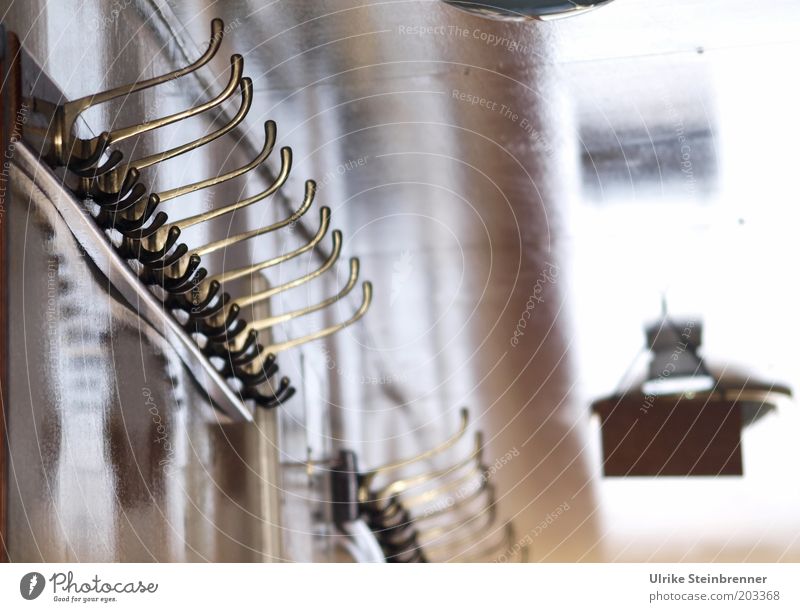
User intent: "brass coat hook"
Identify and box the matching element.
[372,432,484,503]
[234,229,343,310]
[41,19,227,169]
[233,282,372,384]
[89,76,254,197]
[359,408,471,502]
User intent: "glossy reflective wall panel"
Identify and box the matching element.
[3,0,800,562]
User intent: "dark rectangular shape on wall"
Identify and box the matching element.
[592,397,743,476]
[0,26,22,563]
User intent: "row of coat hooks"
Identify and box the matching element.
[17,19,519,560]
[27,19,372,410]
[331,409,525,562]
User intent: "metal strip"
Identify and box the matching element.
[0,22,18,564]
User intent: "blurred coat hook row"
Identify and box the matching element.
[442,0,616,21]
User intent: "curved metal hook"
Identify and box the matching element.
[67,142,123,178]
[193,180,318,262]
[155,120,277,204]
[367,497,416,546]
[256,281,372,356]
[93,54,244,169]
[165,277,222,310]
[173,146,293,232]
[421,502,499,559]
[244,376,295,409]
[160,259,209,295]
[181,203,327,323]
[144,243,189,269]
[413,485,496,543]
[122,122,282,263]
[138,155,302,293]
[380,462,488,523]
[186,302,244,340]
[159,254,208,294]
[359,408,470,501]
[65,132,113,175]
[373,431,484,502]
[369,510,426,562]
[224,258,359,355]
[86,73,251,196]
[92,184,148,228]
[87,167,140,203]
[235,229,342,310]
[96,182,149,213]
[207,328,264,366]
[125,78,254,181]
[60,19,225,155]
[235,354,280,386]
[249,257,359,332]
[124,227,183,264]
[116,210,169,239]
[233,281,372,375]
[179,279,228,319]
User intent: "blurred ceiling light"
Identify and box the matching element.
[591,317,792,477]
[442,0,616,21]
